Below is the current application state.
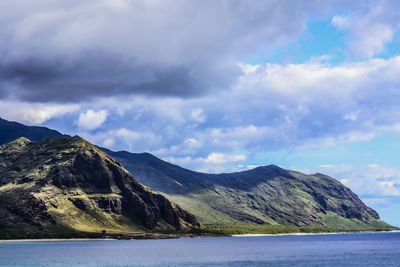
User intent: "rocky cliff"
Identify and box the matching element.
[0,137,198,238]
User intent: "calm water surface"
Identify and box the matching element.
[0,232,399,266]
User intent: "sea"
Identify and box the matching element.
[0,232,399,266]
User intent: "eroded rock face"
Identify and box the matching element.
[69,197,93,212]
[53,141,198,230]
[93,197,122,214]
[0,189,55,226]
[0,137,199,236]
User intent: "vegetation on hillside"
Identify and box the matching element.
[0,118,396,238]
[106,150,394,231]
[0,137,198,239]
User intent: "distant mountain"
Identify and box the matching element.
[0,117,393,231]
[104,149,392,230]
[0,117,66,146]
[0,137,198,239]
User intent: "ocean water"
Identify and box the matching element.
[0,232,399,266]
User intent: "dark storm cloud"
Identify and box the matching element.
[1,52,231,101]
[0,0,332,102]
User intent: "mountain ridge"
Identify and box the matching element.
[0,117,67,146]
[0,117,394,233]
[105,148,386,229]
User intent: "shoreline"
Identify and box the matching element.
[1,230,399,242]
[0,238,117,243]
[232,230,400,237]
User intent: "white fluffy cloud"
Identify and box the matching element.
[0,100,79,124]
[77,109,108,131]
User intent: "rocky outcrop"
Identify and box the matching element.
[0,137,198,237]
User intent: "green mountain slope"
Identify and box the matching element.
[0,137,198,239]
[103,150,393,231]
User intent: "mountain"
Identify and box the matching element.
[0,117,393,232]
[0,117,66,146]
[104,149,392,231]
[0,137,198,239]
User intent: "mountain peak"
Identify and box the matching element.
[10,136,31,145]
[0,136,31,154]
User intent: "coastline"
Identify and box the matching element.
[1,230,399,242]
[0,232,227,242]
[232,230,400,237]
[0,238,117,243]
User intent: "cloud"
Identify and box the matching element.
[0,0,332,102]
[190,108,206,123]
[113,128,160,148]
[343,110,360,121]
[0,100,79,124]
[102,137,115,147]
[3,1,400,175]
[165,152,246,173]
[1,1,397,109]
[204,152,246,165]
[337,0,400,58]
[61,55,400,172]
[381,122,400,133]
[349,23,394,58]
[79,127,161,152]
[331,15,351,29]
[301,131,377,148]
[77,109,108,130]
[184,138,202,150]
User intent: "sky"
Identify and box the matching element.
[0,0,400,226]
